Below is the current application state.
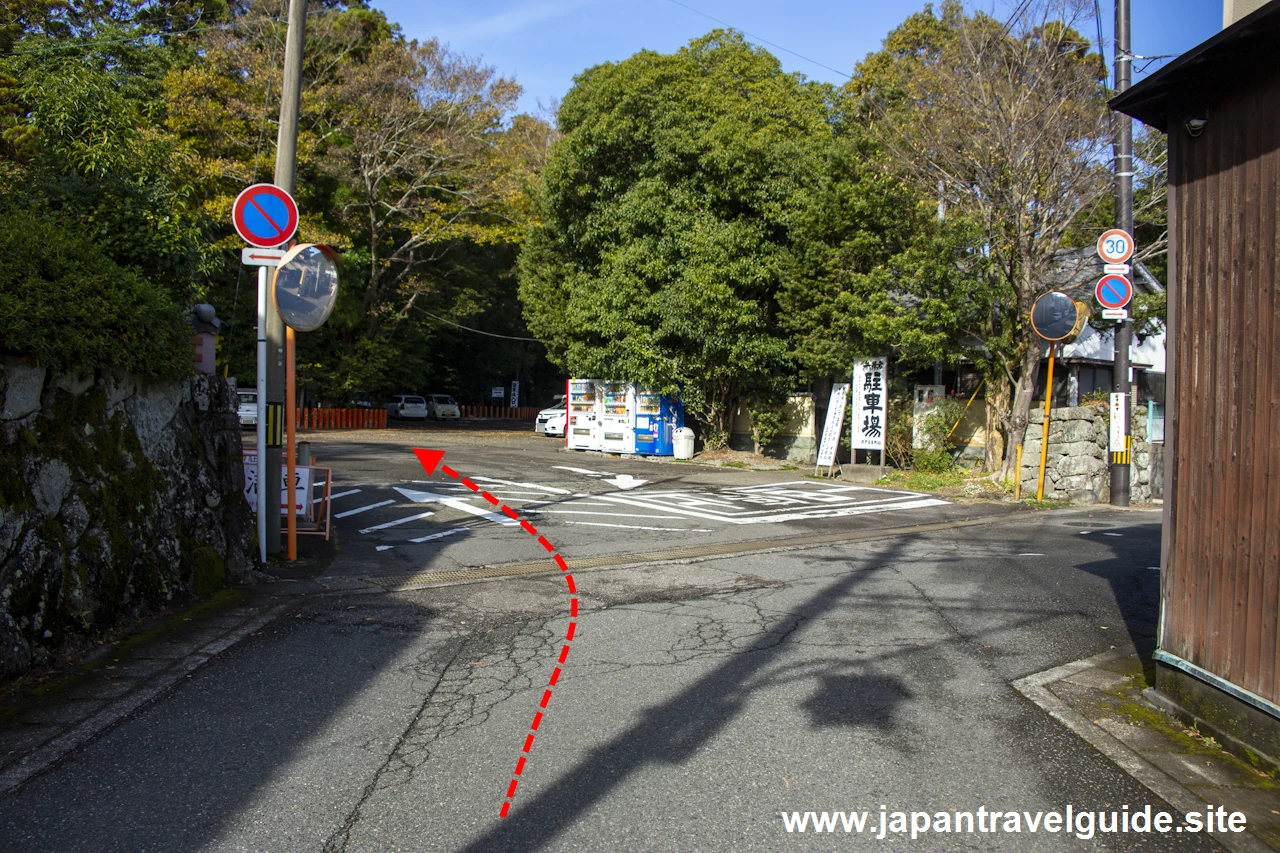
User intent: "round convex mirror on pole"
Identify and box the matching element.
[271,244,340,560]
[1029,291,1076,501]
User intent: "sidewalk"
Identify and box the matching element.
[0,589,291,795]
[1015,645,1280,853]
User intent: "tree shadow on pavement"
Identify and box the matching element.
[459,540,917,853]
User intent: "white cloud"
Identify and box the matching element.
[447,0,594,41]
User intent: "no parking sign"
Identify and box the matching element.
[232,183,299,248]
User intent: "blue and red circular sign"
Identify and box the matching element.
[232,183,299,248]
[1095,274,1134,310]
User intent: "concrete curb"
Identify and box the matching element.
[0,601,290,796]
[1013,648,1273,853]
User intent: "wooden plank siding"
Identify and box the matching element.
[1162,61,1280,704]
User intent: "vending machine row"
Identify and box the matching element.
[566,379,684,456]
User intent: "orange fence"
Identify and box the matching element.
[296,406,540,429]
[297,408,387,430]
[460,406,538,421]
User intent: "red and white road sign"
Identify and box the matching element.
[1095,273,1134,310]
[232,183,299,248]
[1096,228,1134,265]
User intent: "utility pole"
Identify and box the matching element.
[266,0,308,553]
[1110,0,1133,507]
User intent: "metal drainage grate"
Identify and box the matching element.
[356,514,1006,592]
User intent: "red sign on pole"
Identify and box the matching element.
[232,183,299,248]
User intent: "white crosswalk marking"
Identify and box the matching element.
[359,511,435,534]
[334,499,395,519]
[409,528,467,544]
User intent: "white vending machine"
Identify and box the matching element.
[567,378,601,450]
[599,381,636,454]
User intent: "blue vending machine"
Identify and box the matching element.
[633,386,684,456]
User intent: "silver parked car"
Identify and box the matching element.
[426,394,461,420]
[387,394,428,420]
[237,390,257,429]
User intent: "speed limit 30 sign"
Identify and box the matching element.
[1097,228,1134,265]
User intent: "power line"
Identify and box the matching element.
[659,0,852,80]
[411,303,540,342]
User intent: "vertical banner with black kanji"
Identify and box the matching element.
[852,357,888,455]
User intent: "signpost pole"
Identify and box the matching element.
[1036,344,1056,501]
[255,266,268,563]
[287,326,297,561]
[1111,0,1134,507]
[266,0,308,555]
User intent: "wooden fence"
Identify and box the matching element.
[460,406,539,420]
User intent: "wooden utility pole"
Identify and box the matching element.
[266,0,307,553]
[1110,0,1133,507]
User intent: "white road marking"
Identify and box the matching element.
[603,474,648,490]
[594,493,948,524]
[470,476,572,495]
[394,487,518,526]
[319,488,361,503]
[376,545,395,552]
[1102,532,1123,537]
[523,510,684,519]
[409,528,468,543]
[1018,553,1046,556]
[553,466,607,476]
[359,511,436,534]
[334,499,395,519]
[565,521,711,532]
[1148,566,1161,571]
[1079,531,1092,535]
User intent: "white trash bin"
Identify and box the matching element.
[673,427,696,460]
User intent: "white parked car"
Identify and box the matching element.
[387,394,428,420]
[237,390,257,429]
[426,394,461,420]
[535,401,567,437]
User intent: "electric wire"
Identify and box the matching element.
[410,303,540,342]
[658,0,851,79]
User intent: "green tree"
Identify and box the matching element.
[854,1,1112,474]
[520,30,844,443]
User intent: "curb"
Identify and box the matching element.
[1013,648,1273,853]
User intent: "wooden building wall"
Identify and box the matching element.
[1162,60,1280,703]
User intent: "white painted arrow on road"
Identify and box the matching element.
[603,474,648,490]
[393,487,518,526]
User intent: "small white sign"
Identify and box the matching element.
[510,380,520,408]
[1103,263,1131,275]
[491,386,505,399]
[853,357,889,452]
[241,247,287,266]
[1109,392,1128,453]
[1102,308,1129,320]
[816,383,850,468]
[243,460,311,515]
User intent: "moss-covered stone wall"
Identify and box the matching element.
[0,361,255,678]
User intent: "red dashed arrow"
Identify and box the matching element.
[413,448,579,819]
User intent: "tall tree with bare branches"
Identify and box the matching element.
[854,0,1112,474]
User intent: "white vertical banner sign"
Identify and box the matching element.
[510,380,520,409]
[853,356,888,455]
[815,383,850,475]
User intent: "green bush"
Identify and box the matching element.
[0,209,190,378]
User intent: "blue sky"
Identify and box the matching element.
[369,0,1223,116]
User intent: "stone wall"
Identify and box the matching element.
[1020,403,1160,504]
[729,394,818,463]
[0,361,255,678]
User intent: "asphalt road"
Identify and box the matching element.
[0,425,1205,852]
